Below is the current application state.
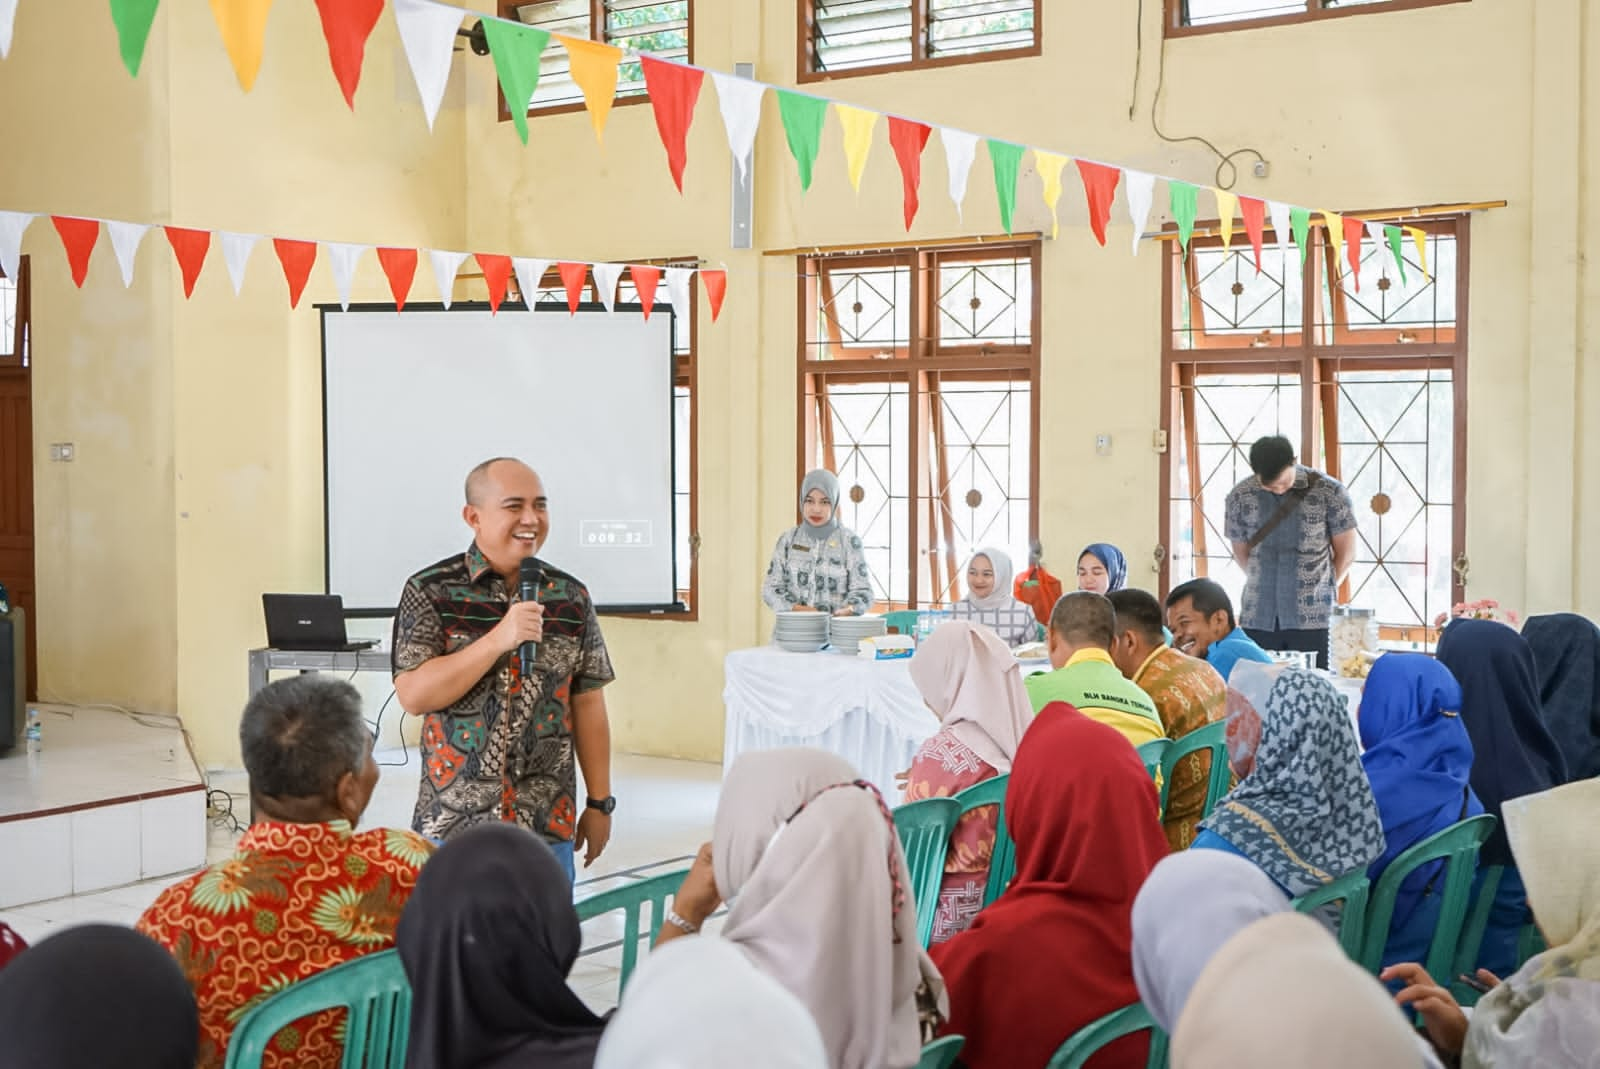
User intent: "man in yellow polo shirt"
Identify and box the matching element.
[1024,591,1165,748]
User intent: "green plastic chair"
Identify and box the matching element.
[953,774,1014,908]
[885,610,921,636]
[1290,868,1371,961]
[1137,739,1173,784]
[916,1034,965,1069]
[1449,864,1504,1004]
[1045,1003,1168,1069]
[1517,923,1546,967]
[574,867,691,995]
[224,949,410,1069]
[1159,720,1229,818]
[893,797,963,947]
[1360,814,1496,979]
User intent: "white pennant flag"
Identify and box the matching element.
[394,0,461,132]
[105,221,150,288]
[513,258,551,309]
[327,243,368,311]
[665,268,694,326]
[592,262,624,313]
[1268,201,1293,264]
[1125,171,1156,256]
[429,250,469,309]
[219,232,260,295]
[1366,219,1389,279]
[0,211,34,281]
[940,128,979,220]
[0,0,19,59]
[712,73,765,184]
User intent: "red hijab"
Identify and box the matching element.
[929,702,1170,1069]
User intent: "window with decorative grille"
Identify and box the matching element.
[803,0,1039,80]
[502,1,691,114]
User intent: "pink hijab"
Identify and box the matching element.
[909,620,1032,773]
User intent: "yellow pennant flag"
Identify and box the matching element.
[1034,151,1069,239]
[1213,189,1238,251]
[209,0,275,92]
[1323,210,1344,268]
[1409,227,1431,280]
[559,35,622,144]
[835,105,879,193]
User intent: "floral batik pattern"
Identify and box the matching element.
[903,729,1001,945]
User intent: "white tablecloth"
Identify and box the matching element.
[723,647,940,803]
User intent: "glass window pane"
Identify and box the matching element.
[937,256,1031,347]
[1182,0,1304,26]
[811,0,913,73]
[927,0,1036,58]
[811,264,911,360]
[1331,233,1457,334]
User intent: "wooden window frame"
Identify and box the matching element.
[1165,0,1468,38]
[798,0,1042,84]
[0,255,28,368]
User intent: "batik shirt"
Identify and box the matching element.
[903,729,1001,945]
[761,524,875,614]
[1133,645,1228,850]
[1224,465,1358,631]
[136,820,433,1069]
[392,544,615,843]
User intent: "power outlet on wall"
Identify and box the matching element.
[49,443,75,462]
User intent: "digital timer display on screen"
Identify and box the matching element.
[579,520,654,548]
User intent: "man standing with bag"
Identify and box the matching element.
[1225,435,1358,669]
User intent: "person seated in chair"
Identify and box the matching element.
[1024,592,1165,748]
[137,675,434,1069]
[1165,578,1274,684]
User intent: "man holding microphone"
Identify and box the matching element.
[392,457,615,882]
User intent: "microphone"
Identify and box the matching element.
[518,557,544,686]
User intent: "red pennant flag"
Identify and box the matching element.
[630,265,661,321]
[1343,215,1366,291]
[377,248,417,311]
[1074,160,1121,247]
[701,269,727,323]
[1239,197,1267,274]
[313,0,384,108]
[887,118,932,232]
[476,254,514,314]
[51,216,100,288]
[641,56,705,193]
[558,262,588,315]
[163,226,211,299]
[273,238,318,309]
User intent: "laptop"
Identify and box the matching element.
[262,594,380,652]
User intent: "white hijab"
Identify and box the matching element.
[964,547,1017,610]
[908,620,1032,773]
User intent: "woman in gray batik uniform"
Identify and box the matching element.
[762,469,875,616]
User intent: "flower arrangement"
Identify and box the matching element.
[1432,599,1521,629]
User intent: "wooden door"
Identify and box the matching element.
[0,258,34,699]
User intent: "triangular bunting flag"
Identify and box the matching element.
[1240,197,1267,274]
[1410,228,1430,280]
[0,0,17,60]
[313,0,384,108]
[1290,207,1311,266]
[51,216,100,288]
[0,212,34,280]
[207,0,274,92]
[377,247,418,310]
[701,269,727,323]
[835,105,878,193]
[558,262,588,314]
[987,140,1024,235]
[481,18,550,146]
[940,128,978,220]
[106,221,150,288]
[592,262,624,313]
[1383,225,1408,286]
[476,253,513,314]
[109,0,160,78]
[559,35,621,144]
[665,267,693,326]
[1342,215,1365,291]
[393,0,462,131]
[777,90,827,192]
[1034,152,1069,240]
[630,265,661,320]
[512,257,550,308]
[1213,189,1238,251]
[1076,160,1121,247]
[220,232,260,295]
[273,238,317,308]
[429,250,468,308]
[326,242,367,310]
[887,118,931,231]
[1126,170,1155,255]
[641,56,704,193]
[1170,181,1198,255]
[1365,220,1388,285]
[1268,201,1292,265]
[711,72,764,184]
[164,226,211,299]
[1322,211,1344,274]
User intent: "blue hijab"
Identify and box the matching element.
[1521,613,1600,781]
[1079,543,1128,592]
[1435,619,1568,865]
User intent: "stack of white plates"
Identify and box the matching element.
[773,611,830,652]
[829,614,888,655]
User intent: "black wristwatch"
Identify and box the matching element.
[586,795,617,815]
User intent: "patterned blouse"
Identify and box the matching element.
[136,820,434,1069]
[1133,646,1228,850]
[948,598,1043,647]
[761,525,875,615]
[903,730,1001,945]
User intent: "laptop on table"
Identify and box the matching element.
[262,594,380,652]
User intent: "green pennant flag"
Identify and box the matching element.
[1290,207,1311,266]
[777,91,828,192]
[109,0,161,77]
[481,18,551,145]
[1383,224,1408,285]
[1170,180,1198,254]
[987,140,1025,234]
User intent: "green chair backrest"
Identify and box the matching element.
[893,797,963,948]
[1517,923,1546,968]
[574,867,691,996]
[1158,720,1228,818]
[223,949,410,1069]
[953,775,1013,908]
[1449,864,1504,1005]
[1045,1003,1168,1069]
[885,610,920,636]
[1137,739,1173,788]
[1360,814,1496,978]
[916,1034,965,1069]
[1290,868,1371,962]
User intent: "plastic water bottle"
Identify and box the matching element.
[24,708,41,755]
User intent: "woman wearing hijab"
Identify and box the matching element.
[595,935,828,1069]
[762,469,875,616]
[929,703,1170,1069]
[0,924,198,1069]
[948,548,1041,646]
[1521,613,1600,781]
[902,620,1033,944]
[1077,543,1129,594]
[1436,619,1567,977]
[1191,662,1386,898]
[397,823,608,1069]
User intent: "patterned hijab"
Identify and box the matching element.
[1202,663,1386,896]
[1521,613,1600,781]
[798,469,840,539]
[908,620,1031,773]
[964,548,1017,610]
[1079,543,1128,592]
